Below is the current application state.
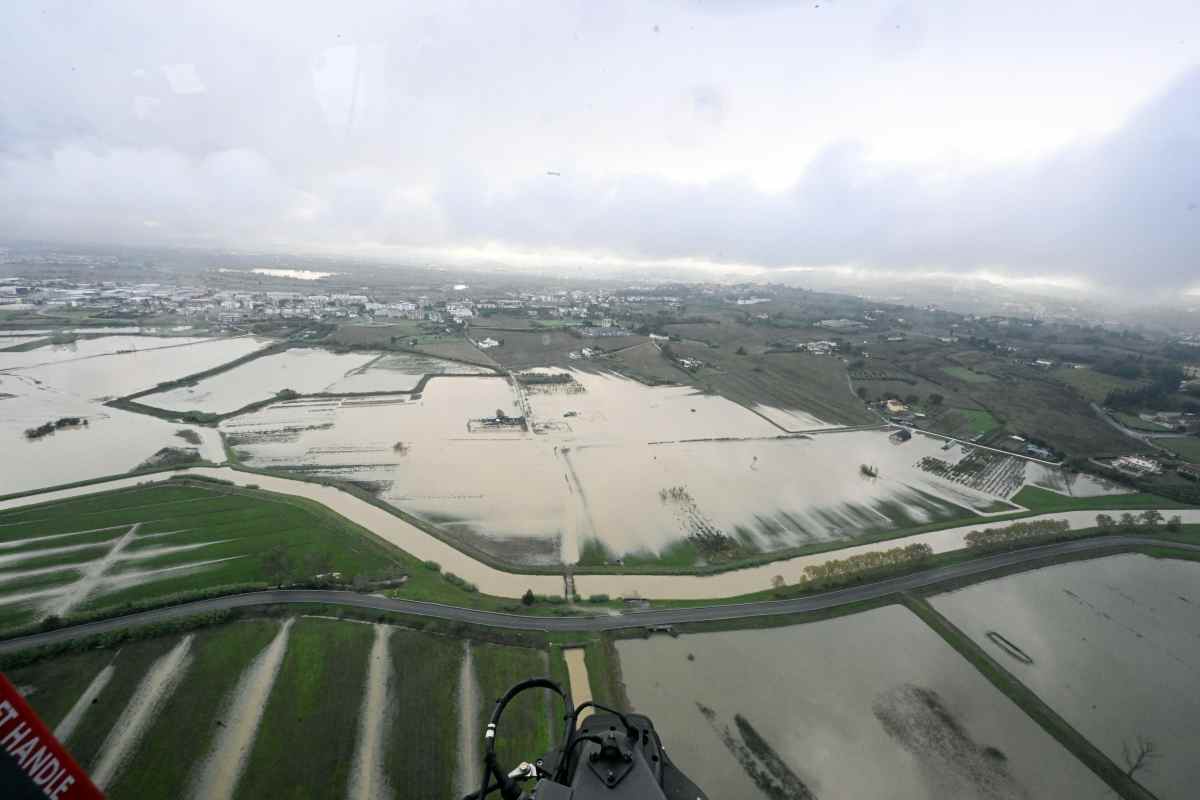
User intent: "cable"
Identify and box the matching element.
[475,678,569,800]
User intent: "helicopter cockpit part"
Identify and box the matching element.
[462,677,708,800]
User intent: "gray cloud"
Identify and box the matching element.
[0,2,1197,289]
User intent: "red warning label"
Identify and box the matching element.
[0,672,104,799]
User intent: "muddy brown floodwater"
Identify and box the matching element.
[616,605,1107,799]
[931,554,1200,800]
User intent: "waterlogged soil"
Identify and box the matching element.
[107,619,282,800]
[0,338,243,495]
[228,369,998,566]
[1024,463,1134,497]
[9,648,116,731]
[752,402,838,431]
[7,337,269,400]
[236,617,374,799]
[90,634,195,789]
[931,554,1200,799]
[224,377,564,562]
[566,434,985,559]
[615,605,1106,799]
[142,348,379,413]
[326,352,491,394]
[0,378,220,494]
[0,335,219,370]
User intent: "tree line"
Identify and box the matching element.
[800,542,933,582]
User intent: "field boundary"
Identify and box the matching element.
[902,595,1157,800]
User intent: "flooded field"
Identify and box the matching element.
[0,370,223,496]
[566,432,995,560]
[4,337,269,400]
[752,402,839,431]
[526,370,780,441]
[931,554,1200,799]
[325,352,492,394]
[140,348,380,413]
[221,377,563,562]
[915,441,1124,501]
[0,326,157,336]
[0,335,221,370]
[225,369,1008,565]
[0,336,47,349]
[1024,463,1134,497]
[616,605,1107,799]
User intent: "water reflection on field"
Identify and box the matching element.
[0,335,219,371]
[616,605,1105,799]
[931,554,1200,799]
[325,353,491,393]
[225,369,1017,564]
[0,336,267,494]
[221,377,564,562]
[0,371,222,494]
[9,337,268,400]
[142,347,380,413]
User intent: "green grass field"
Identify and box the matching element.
[46,636,180,771]
[942,365,996,383]
[1010,485,1186,512]
[239,617,375,798]
[107,619,281,798]
[942,407,1001,437]
[1165,436,1200,464]
[1051,366,1145,405]
[474,642,556,771]
[386,629,464,799]
[0,481,584,633]
[8,615,561,799]
[0,484,407,628]
[5,647,116,729]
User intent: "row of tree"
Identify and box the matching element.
[801,542,933,582]
[1095,510,1183,532]
[964,519,1071,548]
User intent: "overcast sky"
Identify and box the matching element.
[2,1,1198,291]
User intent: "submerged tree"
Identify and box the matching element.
[1122,736,1159,779]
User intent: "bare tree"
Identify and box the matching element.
[1122,736,1159,779]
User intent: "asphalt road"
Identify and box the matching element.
[1090,402,1188,445]
[1,535,1195,655]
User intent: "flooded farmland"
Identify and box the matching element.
[931,554,1200,799]
[221,377,565,562]
[752,402,839,431]
[140,347,380,413]
[0,334,229,368]
[224,368,1030,565]
[616,605,1107,799]
[1024,462,1134,497]
[526,370,781,441]
[5,336,269,400]
[0,371,223,495]
[325,352,492,393]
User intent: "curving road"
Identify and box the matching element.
[2,534,1195,655]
